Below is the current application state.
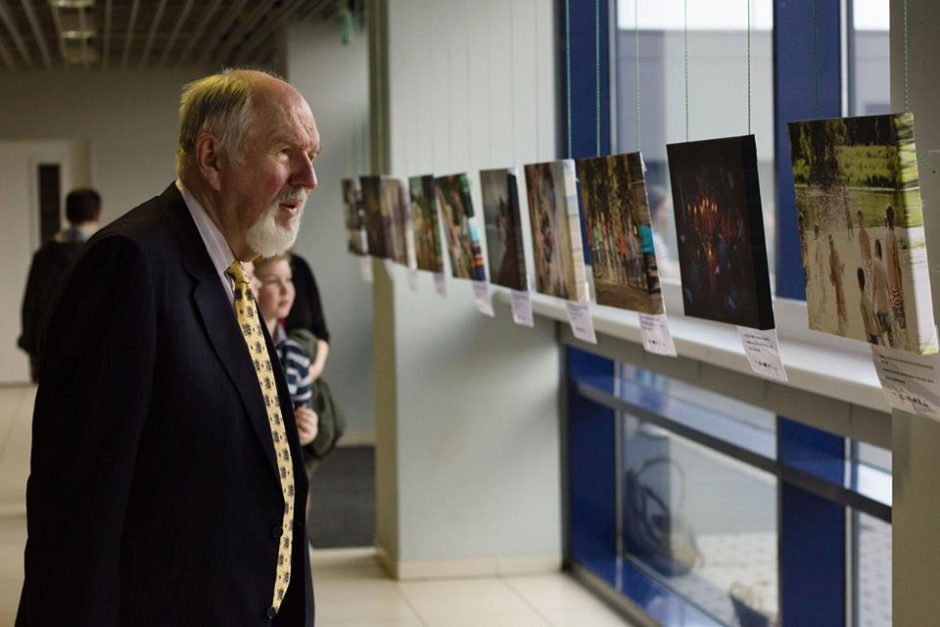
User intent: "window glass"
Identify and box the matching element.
[615,0,775,280]
[854,511,891,626]
[849,0,890,116]
[621,412,779,625]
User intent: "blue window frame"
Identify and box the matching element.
[566,347,891,625]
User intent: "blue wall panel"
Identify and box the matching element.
[774,0,842,299]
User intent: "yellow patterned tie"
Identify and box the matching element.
[227,260,295,614]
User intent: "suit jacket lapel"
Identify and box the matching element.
[159,184,281,482]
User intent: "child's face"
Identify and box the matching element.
[243,261,261,299]
[255,259,295,323]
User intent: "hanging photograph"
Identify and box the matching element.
[789,113,937,354]
[667,135,775,330]
[409,175,444,273]
[480,168,527,290]
[434,173,486,281]
[381,177,410,266]
[577,152,664,314]
[524,160,588,302]
[342,178,367,256]
[360,175,387,259]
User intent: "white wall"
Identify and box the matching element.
[374,0,563,576]
[0,68,212,383]
[285,19,374,441]
[0,69,214,225]
[0,140,89,383]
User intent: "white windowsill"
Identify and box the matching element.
[497,279,889,414]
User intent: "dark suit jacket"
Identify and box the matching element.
[18,235,87,366]
[16,184,314,626]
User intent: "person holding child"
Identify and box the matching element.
[252,253,320,454]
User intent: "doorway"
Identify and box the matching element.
[0,140,89,384]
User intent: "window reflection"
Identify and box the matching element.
[615,0,775,280]
[621,412,779,625]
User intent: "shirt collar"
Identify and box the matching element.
[273,322,287,345]
[175,179,235,282]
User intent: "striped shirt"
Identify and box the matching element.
[273,324,313,409]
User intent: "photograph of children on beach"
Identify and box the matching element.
[577,153,664,315]
[789,113,937,354]
[380,177,409,265]
[409,175,444,273]
[524,160,588,302]
[480,168,527,290]
[360,175,387,258]
[667,135,775,330]
[342,178,367,256]
[434,173,486,281]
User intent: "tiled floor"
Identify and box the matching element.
[0,386,634,626]
[312,549,634,626]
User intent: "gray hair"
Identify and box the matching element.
[175,69,262,176]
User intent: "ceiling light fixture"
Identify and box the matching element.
[51,0,96,8]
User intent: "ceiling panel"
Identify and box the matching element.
[0,0,346,71]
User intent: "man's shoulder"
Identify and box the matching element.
[90,185,186,254]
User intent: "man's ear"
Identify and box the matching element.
[195,132,224,191]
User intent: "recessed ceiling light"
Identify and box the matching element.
[51,0,96,8]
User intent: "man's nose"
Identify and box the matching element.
[291,155,317,190]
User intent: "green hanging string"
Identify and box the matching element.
[534,0,540,160]
[447,1,453,167]
[813,0,819,115]
[595,0,601,157]
[465,0,472,167]
[634,0,641,151]
[374,1,384,173]
[746,0,751,134]
[487,0,495,165]
[565,0,573,159]
[901,0,932,173]
[427,0,436,169]
[684,0,688,141]
[510,0,516,164]
[903,0,910,112]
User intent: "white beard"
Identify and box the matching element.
[245,188,307,257]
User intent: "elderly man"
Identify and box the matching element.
[17,70,319,626]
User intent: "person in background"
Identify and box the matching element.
[883,205,905,329]
[858,267,880,344]
[285,252,346,474]
[253,253,320,458]
[285,253,329,383]
[829,233,848,335]
[872,239,895,346]
[18,188,101,382]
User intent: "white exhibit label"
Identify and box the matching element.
[383,259,396,280]
[639,313,677,357]
[433,272,447,296]
[737,327,788,382]
[408,268,419,292]
[510,290,534,327]
[472,281,495,317]
[872,344,940,419]
[360,257,373,284]
[565,301,597,344]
